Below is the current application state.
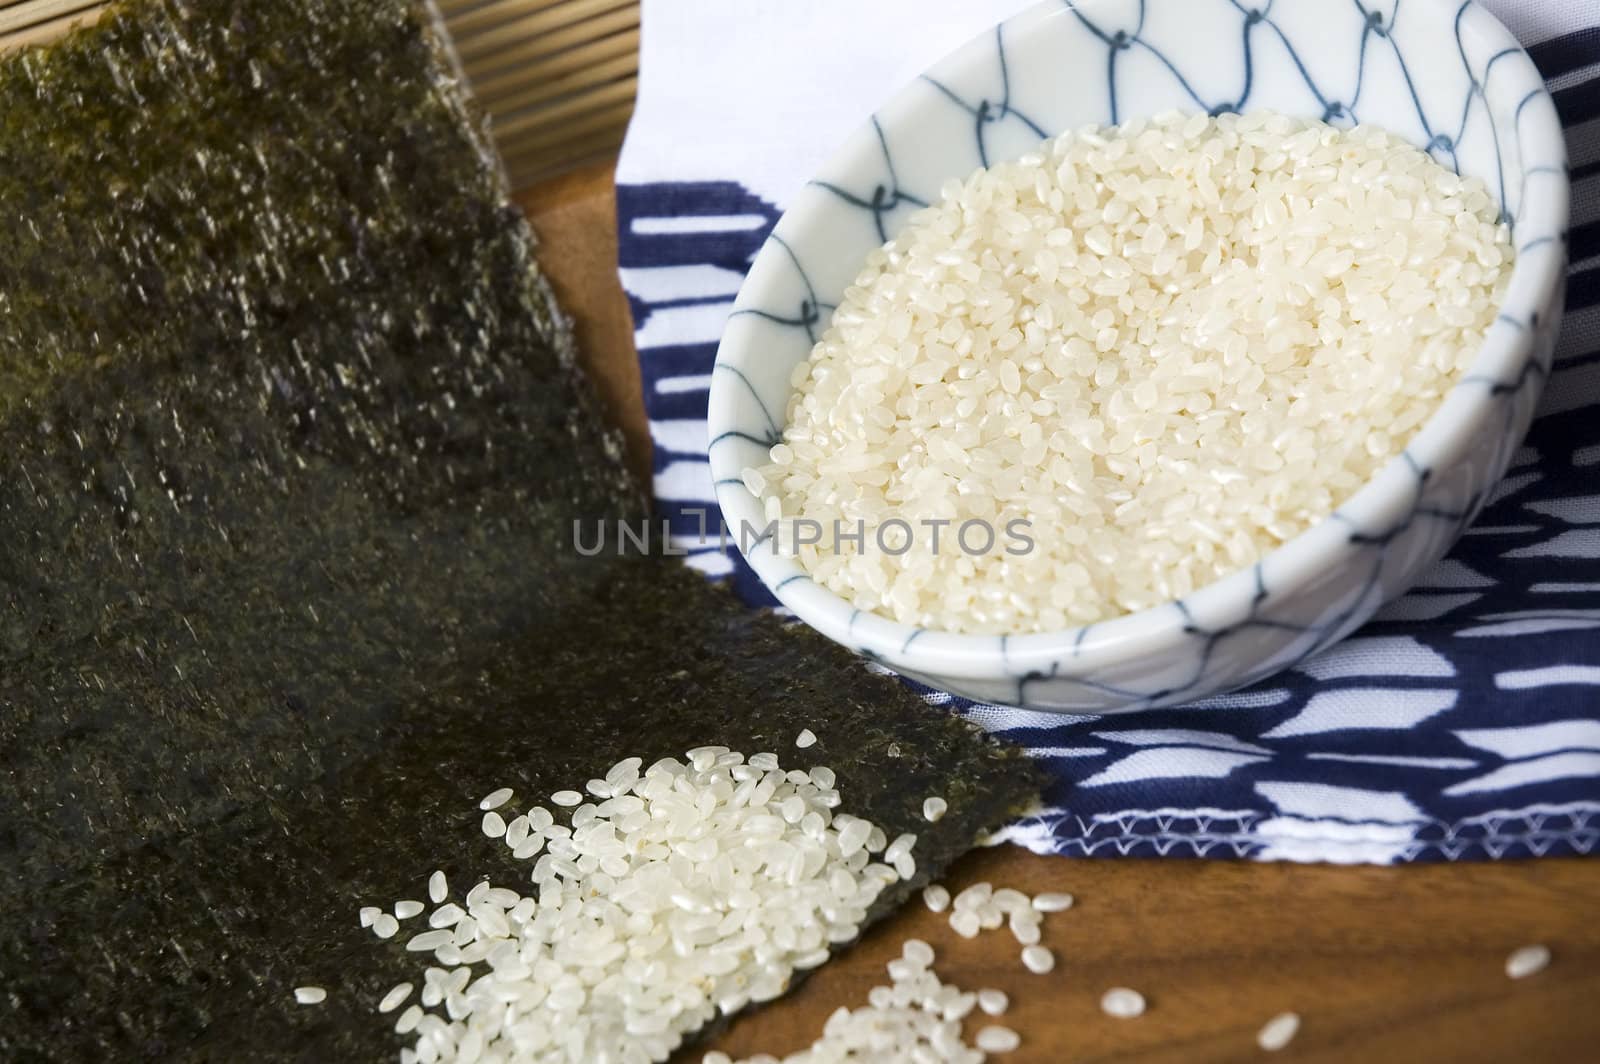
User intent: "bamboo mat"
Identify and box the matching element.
[0,0,638,187]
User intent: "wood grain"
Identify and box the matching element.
[0,0,99,35]
[696,848,1600,1064]
[0,0,101,47]
[519,160,1600,1064]
[517,161,650,485]
[0,0,639,190]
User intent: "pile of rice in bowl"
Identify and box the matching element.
[744,110,1512,635]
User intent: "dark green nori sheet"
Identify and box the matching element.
[0,1,1042,1060]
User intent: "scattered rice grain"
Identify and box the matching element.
[1021,945,1055,974]
[1506,943,1551,979]
[1101,987,1146,1018]
[394,1004,423,1035]
[405,929,453,952]
[902,938,935,967]
[1257,1011,1301,1051]
[975,1025,1021,1053]
[950,910,981,939]
[1009,911,1042,946]
[478,787,513,811]
[1031,892,1073,913]
[378,982,414,1014]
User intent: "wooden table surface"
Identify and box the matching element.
[516,162,1600,1064]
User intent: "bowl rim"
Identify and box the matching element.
[708,0,1570,683]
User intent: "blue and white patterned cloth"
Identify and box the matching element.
[614,0,1600,863]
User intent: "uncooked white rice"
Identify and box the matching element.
[1020,945,1055,975]
[975,1025,1022,1053]
[1008,911,1042,947]
[922,796,949,823]
[977,988,1009,1016]
[426,902,463,928]
[711,937,1013,1063]
[403,929,452,953]
[950,910,982,939]
[378,982,414,1014]
[795,728,818,749]
[1505,943,1551,979]
[902,938,936,968]
[343,820,1093,1061]
[428,870,448,904]
[393,900,424,920]
[395,1004,424,1035]
[923,884,951,913]
[700,881,1086,1063]
[1100,987,1146,1019]
[365,747,915,1064]
[1031,892,1073,913]
[953,882,991,911]
[478,787,514,811]
[1257,1011,1301,1051]
[746,110,1512,634]
[946,881,1047,955]
[293,986,327,1005]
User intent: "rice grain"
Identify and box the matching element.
[976,1025,1021,1052]
[1031,892,1073,913]
[1257,1011,1301,1051]
[1021,945,1055,974]
[378,982,414,1014]
[1101,987,1146,1018]
[1506,943,1551,979]
[478,787,513,811]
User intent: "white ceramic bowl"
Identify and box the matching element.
[709,0,1568,713]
